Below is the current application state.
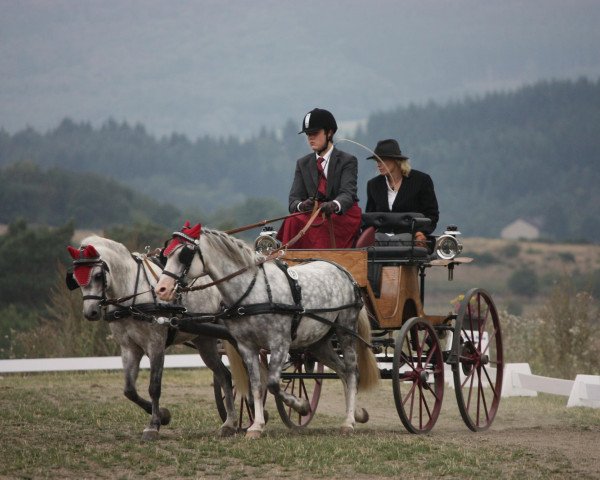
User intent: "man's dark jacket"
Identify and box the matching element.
[288,148,359,214]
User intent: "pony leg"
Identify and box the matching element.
[193,338,238,437]
[309,339,368,427]
[236,344,266,438]
[142,349,166,441]
[267,343,310,416]
[335,329,359,434]
[121,345,171,424]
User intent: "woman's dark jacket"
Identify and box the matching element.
[365,170,439,234]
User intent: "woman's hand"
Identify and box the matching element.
[414,231,427,247]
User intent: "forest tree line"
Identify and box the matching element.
[1,76,598,240]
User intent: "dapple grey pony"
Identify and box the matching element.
[155,224,379,438]
[67,235,239,440]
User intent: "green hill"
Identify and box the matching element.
[0,161,181,228]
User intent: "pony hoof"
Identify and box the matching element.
[142,428,160,441]
[340,426,354,436]
[160,408,171,426]
[245,430,262,439]
[217,426,237,438]
[297,399,311,416]
[355,407,369,424]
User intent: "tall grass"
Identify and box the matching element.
[501,276,600,378]
[10,265,119,358]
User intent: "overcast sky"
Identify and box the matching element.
[1,0,599,139]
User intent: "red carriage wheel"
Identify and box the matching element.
[392,317,445,434]
[275,352,324,429]
[452,288,504,431]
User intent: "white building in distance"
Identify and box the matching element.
[501,219,540,240]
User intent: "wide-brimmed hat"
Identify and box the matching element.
[367,139,408,160]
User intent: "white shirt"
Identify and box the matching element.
[385,176,399,210]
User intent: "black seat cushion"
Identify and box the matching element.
[361,212,431,234]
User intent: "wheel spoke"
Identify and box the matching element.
[418,383,433,418]
[460,362,475,389]
[402,380,418,407]
[482,364,498,397]
[476,366,490,427]
[464,366,475,411]
[424,339,438,366]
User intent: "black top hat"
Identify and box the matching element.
[299,108,338,134]
[367,139,408,160]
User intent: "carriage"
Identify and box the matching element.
[68,209,502,438]
[211,211,503,435]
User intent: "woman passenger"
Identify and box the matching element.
[365,139,439,245]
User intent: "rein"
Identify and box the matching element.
[223,210,309,235]
[177,206,324,293]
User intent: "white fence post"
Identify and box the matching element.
[501,363,537,397]
[567,375,600,408]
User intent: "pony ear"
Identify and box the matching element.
[67,246,81,259]
[183,223,202,239]
[82,245,99,258]
[183,220,191,228]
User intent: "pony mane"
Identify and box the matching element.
[201,228,264,266]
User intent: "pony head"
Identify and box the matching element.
[66,244,102,288]
[163,221,202,256]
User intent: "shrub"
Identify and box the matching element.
[470,252,498,265]
[501,243,521,258]
[0,305,39,359]
[507,267,539,296]
[501,276,600,378]
[557,252,576,263]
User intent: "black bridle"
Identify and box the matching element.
[66,253,164,316]
[161,231,207,292]
[65,257,110,303]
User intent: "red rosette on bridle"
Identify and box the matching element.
[163,221,202,256]
[67,244,101,287]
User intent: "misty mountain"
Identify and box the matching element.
[1,1,600,139]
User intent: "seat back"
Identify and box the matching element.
[355,226,375,247]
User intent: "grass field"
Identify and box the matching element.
[2,369,599,479]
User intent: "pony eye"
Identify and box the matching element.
[94,272,103,281]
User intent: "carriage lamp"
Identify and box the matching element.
[435,225,463,260]
[254,226,281,254]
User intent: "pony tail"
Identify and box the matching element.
[223,341,249,397]
[356,307,380,391]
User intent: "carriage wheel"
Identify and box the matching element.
[213,351,268,431]
[275,352,324,429]
[392,317,445,434]
[452,288,504,431]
